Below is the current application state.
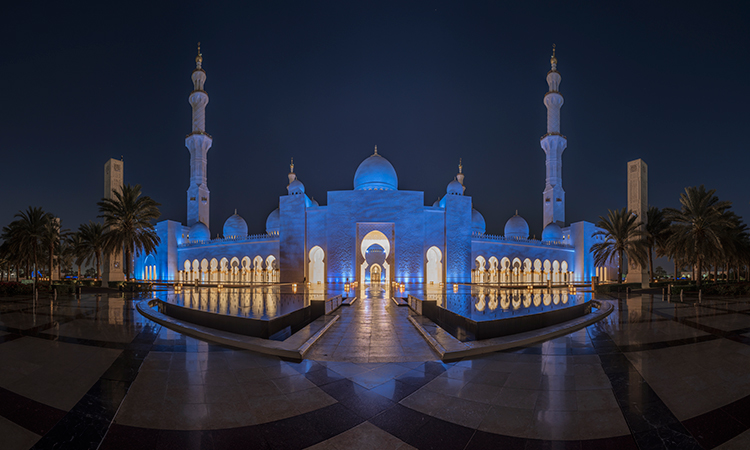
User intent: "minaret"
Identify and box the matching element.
[186,42,212,229]
[541,44,567,229]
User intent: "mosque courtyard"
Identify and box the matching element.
[2,288,750,449]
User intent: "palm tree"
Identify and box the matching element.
[11,207,53,282]
[66,232,84,279]
[97,184,161,281]
[645,206,671,282]
[0,224,23,281]
[76,221,105,279]
[591,207,649,283]
[41,216,67,280]
[664,185,732,288]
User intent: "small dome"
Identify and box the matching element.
[311,198,319,207]
[189,221,210,241]
[432,199,440,207]
[504,213,529,239]
[288,179,305,195]
[447,179,463,195]
[223,212,248,238]
[354,151,398,191]
[472,209,486,235]
[266,208,280,234]
[542,222,563,242]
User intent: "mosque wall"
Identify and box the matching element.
[326,190,425,284]
[135,220,184,281]
[279,194,307,282]
[444,195,472,283]
[305,207,328,281]
[423,208,446,253]
[567,221,603,282]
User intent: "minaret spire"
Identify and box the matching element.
[374,145,378,155]
[288,158,297,184]
[185,43,213,229]
[456,158,465,188]
[540,45,567,229]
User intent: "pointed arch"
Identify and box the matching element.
[309,246,325,285]
[426,246,442,285]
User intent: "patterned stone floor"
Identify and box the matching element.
[2,289,750,449]
[305,285,438,362]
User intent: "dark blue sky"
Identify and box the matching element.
[2,1,748,250]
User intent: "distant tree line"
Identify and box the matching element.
[592,185,749,288]
[0,184,160,284]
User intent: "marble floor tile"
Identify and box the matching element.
[307,421,415,450]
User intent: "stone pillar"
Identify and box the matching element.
[626,159,649,288]
[102,158,126,286]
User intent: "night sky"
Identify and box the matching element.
[3,1,748,262]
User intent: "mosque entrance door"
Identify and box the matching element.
[370,264,382,284]
[360,230,390,286]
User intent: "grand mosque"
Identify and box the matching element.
[135,47,613,287]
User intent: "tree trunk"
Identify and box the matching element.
[95,252,101,280]
[124,246,131,282]
[674,258,678,281]
[696,256,702,288]
[618,249,624,284]
[48,244,54,283]
[649,247,654,282]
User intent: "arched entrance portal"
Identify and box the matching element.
[309,246,325,285]
[370,264,382,283]
[360,230,390,286]
[426,246,442,285]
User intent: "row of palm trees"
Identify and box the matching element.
[0,185,161,283]
[592,185,749,288]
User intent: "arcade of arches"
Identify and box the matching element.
[472,256,572,284]
[180,255,279,283]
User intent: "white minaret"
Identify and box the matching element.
[186,42,212,229]
[541,45,567,229]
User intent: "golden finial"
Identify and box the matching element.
[195,42,203,66]
[550,43,557,67]
[234,208,237,215]
[374,145,378,155]
[458,158,463,173]
[290,157,294,173]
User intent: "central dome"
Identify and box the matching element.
[354,150,398,191]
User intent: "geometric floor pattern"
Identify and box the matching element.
[2,290,750,449]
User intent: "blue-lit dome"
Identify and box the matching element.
[266,208,280,234]
[447,179,464,195]
[288,179,305,195]
[189,221,210,241]
[472,208,486,235]
[542,222,563,242]
[354,151,398,191]
[223,212,248,238]
[504,213,529,239]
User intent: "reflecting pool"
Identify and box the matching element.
[161,285,330,320]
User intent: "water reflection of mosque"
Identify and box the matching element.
[427,287,583,321]
[166,287,323,320]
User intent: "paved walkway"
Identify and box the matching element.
[6,291,750,448]
[306,285,439,362]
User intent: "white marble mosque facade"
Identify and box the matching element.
[135,48,616,286]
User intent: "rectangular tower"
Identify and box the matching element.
[625,159,649,287]
[102,158,126,286]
